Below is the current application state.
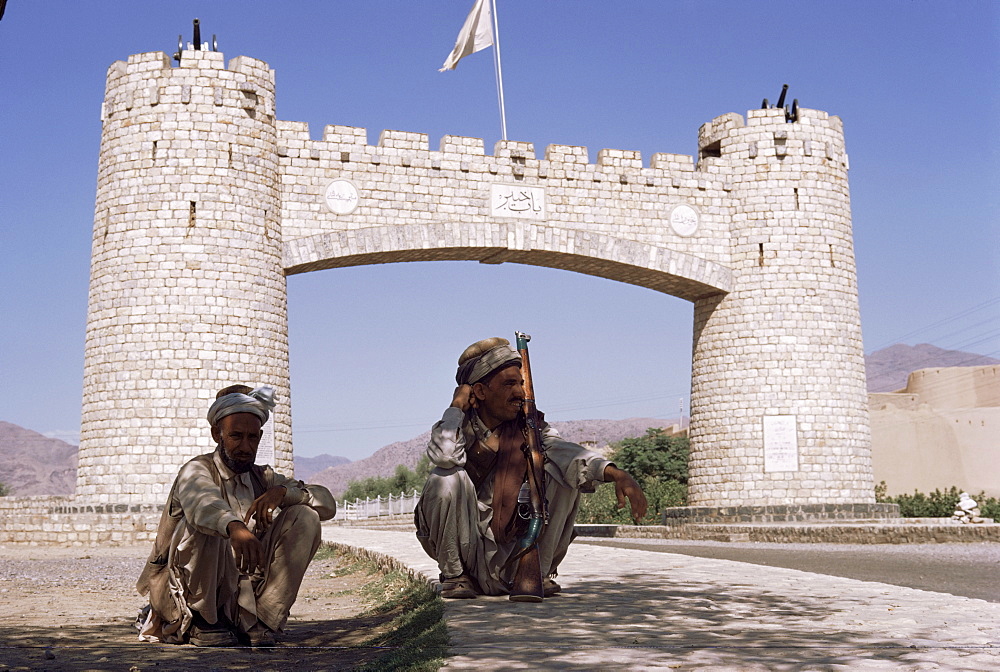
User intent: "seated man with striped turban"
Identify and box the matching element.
[415,337,647,600]
[137,385,337,647]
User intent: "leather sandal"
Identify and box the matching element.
[439,574,479,599]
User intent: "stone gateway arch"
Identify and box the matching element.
[79,47,876,516]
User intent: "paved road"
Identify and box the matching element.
[328,527,1000,670]
[577,537,1000,603]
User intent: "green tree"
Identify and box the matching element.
[342,457,430,501]
[611,428,689,483]
[0,481,9,497]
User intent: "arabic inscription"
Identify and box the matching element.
[324,179,360,215]
[490,184,546,220]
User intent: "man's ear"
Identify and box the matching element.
[472,382,488,401]
[211,424,221,444]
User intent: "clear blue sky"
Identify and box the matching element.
[1,1,997,460]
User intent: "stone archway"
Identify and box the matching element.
[78,47,876,516]
[283,223,731,301]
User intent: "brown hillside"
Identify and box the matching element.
[0,421,77,496]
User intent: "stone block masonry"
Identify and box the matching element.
[82,50,288,505]
[78,46,872,513]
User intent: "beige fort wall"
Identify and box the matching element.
[75,46,874,512]
[871,366,1000,498]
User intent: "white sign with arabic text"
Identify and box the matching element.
[762,415,799,472]
[256,418,275,466]
[490,184,545,220]
[324,179,360,215]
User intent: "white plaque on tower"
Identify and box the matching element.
[763,415,798,472]
[256,420,275,466]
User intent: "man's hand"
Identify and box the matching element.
[245,486,287,533]
[603,464,648,524]
[228,520,264,574]
[451,384,475,412]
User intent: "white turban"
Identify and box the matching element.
[207,386,277,427]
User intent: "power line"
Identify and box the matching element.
[870,296,1000,352]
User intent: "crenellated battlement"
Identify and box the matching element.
[698,108,848,166]
[275,121,703,184]
[279,120,698,171]
[101,50,275,122]
[274,110,845,184]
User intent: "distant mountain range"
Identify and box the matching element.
[3,343,996,497]
[294,453,351,480]
[0,422,78,496]
[307,417,677,498]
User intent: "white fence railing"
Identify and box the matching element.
[339,490,421,520]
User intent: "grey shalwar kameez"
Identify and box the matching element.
[415,406,611,594]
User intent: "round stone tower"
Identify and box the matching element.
[78,49,291,504]
[687,107,874,509]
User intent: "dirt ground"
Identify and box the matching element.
[0,542,406,671]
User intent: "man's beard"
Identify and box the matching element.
[219,446,254,474]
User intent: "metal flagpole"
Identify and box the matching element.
[490,0,508,141]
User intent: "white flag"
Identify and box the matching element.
[440,0,494,71]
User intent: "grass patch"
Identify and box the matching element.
[319,544,447,671]
[313,542,341,562]
[355,566,447,671]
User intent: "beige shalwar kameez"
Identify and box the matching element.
[137,447,336,643]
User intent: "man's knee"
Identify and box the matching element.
[279,504,321,539]
[421,467,474,503]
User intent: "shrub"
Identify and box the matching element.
[576,475,686,525]
[576,430,690,525]
[611,429,689,484]
[875,481,1000,519]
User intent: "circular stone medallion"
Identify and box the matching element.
[669,204,700,237]
[324,179,360,215]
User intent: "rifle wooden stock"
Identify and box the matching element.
[509,545,543,602]
[508,331,547,603]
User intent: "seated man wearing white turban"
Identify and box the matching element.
[415,337,647,600]
[137,385,337,647]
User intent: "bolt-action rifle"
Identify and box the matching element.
[506,331,549,602]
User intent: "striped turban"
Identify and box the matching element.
[206,386,277,427]
[455,337,521,386]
